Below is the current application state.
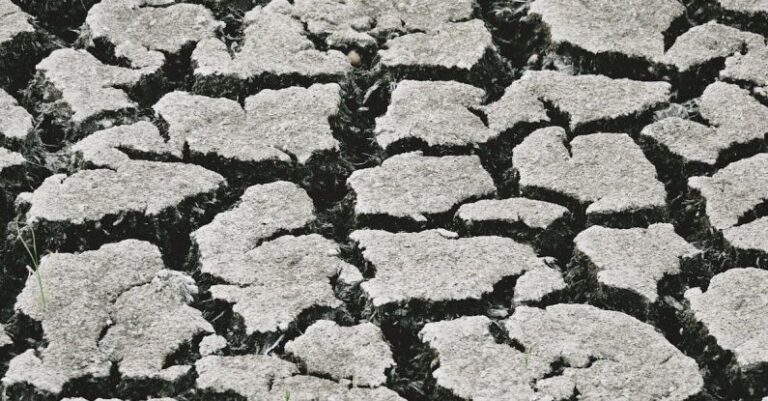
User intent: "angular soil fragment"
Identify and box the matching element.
[285,320,394,387]
[512,266,566,305]
[2,241,163,397]
[572,223,700,304]
[276,0,474,49]
[717,0,768,14]
[512,127,667,225]
[484,70,671,135]
[198,334,227,356]
[455,197,572,258]
[0,89,34,145]
[377,20,500,83]
[0,0,53,91]
[688,153,768,231]
[154,84,342,181]
[62,399,176,401]
[191,4,350,96]
[69,121,182,169]
[347,152,495,226]
[29,49,162,144]
[686,267,768,394]
[658,22,764,72]
[722,43,768,87]
[349,229,549,308]
[723,217,768,268]
[374,80,494,153]
[0,324,11,348]
[83,0,222,68]
[196,355,406,401]
[528,0,685,61]
[420,305,704,401]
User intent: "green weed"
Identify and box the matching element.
[15,223,46,310]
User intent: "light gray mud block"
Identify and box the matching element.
[420,305,704,401]
[512,127,667,224]
[284,320,395,387]
[484,70,671,135]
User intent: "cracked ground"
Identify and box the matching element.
[0,0,767,400]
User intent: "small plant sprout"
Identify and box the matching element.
[15,223,46,310]
[284,390,291,401]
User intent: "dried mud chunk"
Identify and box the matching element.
[513,266,566,305]
[70,121,181,169]
[529,0,685,61]
[349,229,548,308]
[659,22,764,72]
[512,127,667,222]
[208,234,361,334]
[31,49,161,141]
[374,80,494,152]
[640,118,721,168]
[191,6,350,89]
[378,20,497,81]
[722,44,768,87]
[688,153,768,230]
[0,89,34,143]
[195,355,298,400]
[154,84,341,167]
[573,223,700,303]
[271,375,407,401]
[484,71,671,135]
[0,324,11,348]
[62,399,177,401]
[347,152,495,224]
[723,217,768,268]
[0,0,51,91]
[0,147,26,173]
[284,320,395,387]
[717,0,768,14]
[83,0,222,67]
[0,0,34,47]
[686,268,768,374]
[1,240,163,395]
[100,270,213,383]
[198,334,227,356]
[420,305,704,401]
[279,0,474,49]
[191,181,314,278]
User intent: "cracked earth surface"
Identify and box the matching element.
[0,0,767,400]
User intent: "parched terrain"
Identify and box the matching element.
[0,0,767,400]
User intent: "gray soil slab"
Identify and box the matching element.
[512,127,667,219]
[723,217,768,260]
[154,84,342,165]
[34,49,160,126]
[640,117,721,167]
[0,147,26,173]
[722,43,768,87]
[528,0,685,61]
[208,234,361,334]
[284,320,394,387]
[70,121,181,169]
[0,89,33,142]
[688,153,768,230]
[99,270,213,382]
[83,0,222,68]
[198,334,227,356]
[275,0,474,48]
[26,160,224,225]
[420,305,704,401]
[378,20,496,76]
[374,80,493,151]
[686,268,768,370]
[717,0,768,13]
[456,198,570,230]
[2,240,164,394]
[0,0,34,46]
[658,22,764,72]
[192,4,350,84]
[573,223,700,303]
[484,70,671,134]
[512,266,566,305]
[349,229,548,307]
[347,152,495,223]
[271,375,407,401]
[0,324,11,348]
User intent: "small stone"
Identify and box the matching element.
[513,266,566,305]
[0,88,33,142]
[348,50,362,66]
[420,305,703,401]
[512,127,667,221]
[70,121,182,169]
[347,152,495,223]
[658,22,764,72]
[154,84,342,165]
[573,223,700,303]
[686,268,768,370]
[374,80,494,152]
[528,0,685,61]
[2,241,164,394]
[378,20,496,79]
[192,6,350,87]
[350,229,548,307]
[84,0,222,67]
[284,320,395,387]
[688,153,768,230]
[198,334,227,356]
[484,70,671,134]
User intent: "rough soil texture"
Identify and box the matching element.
[1,0,767,400]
